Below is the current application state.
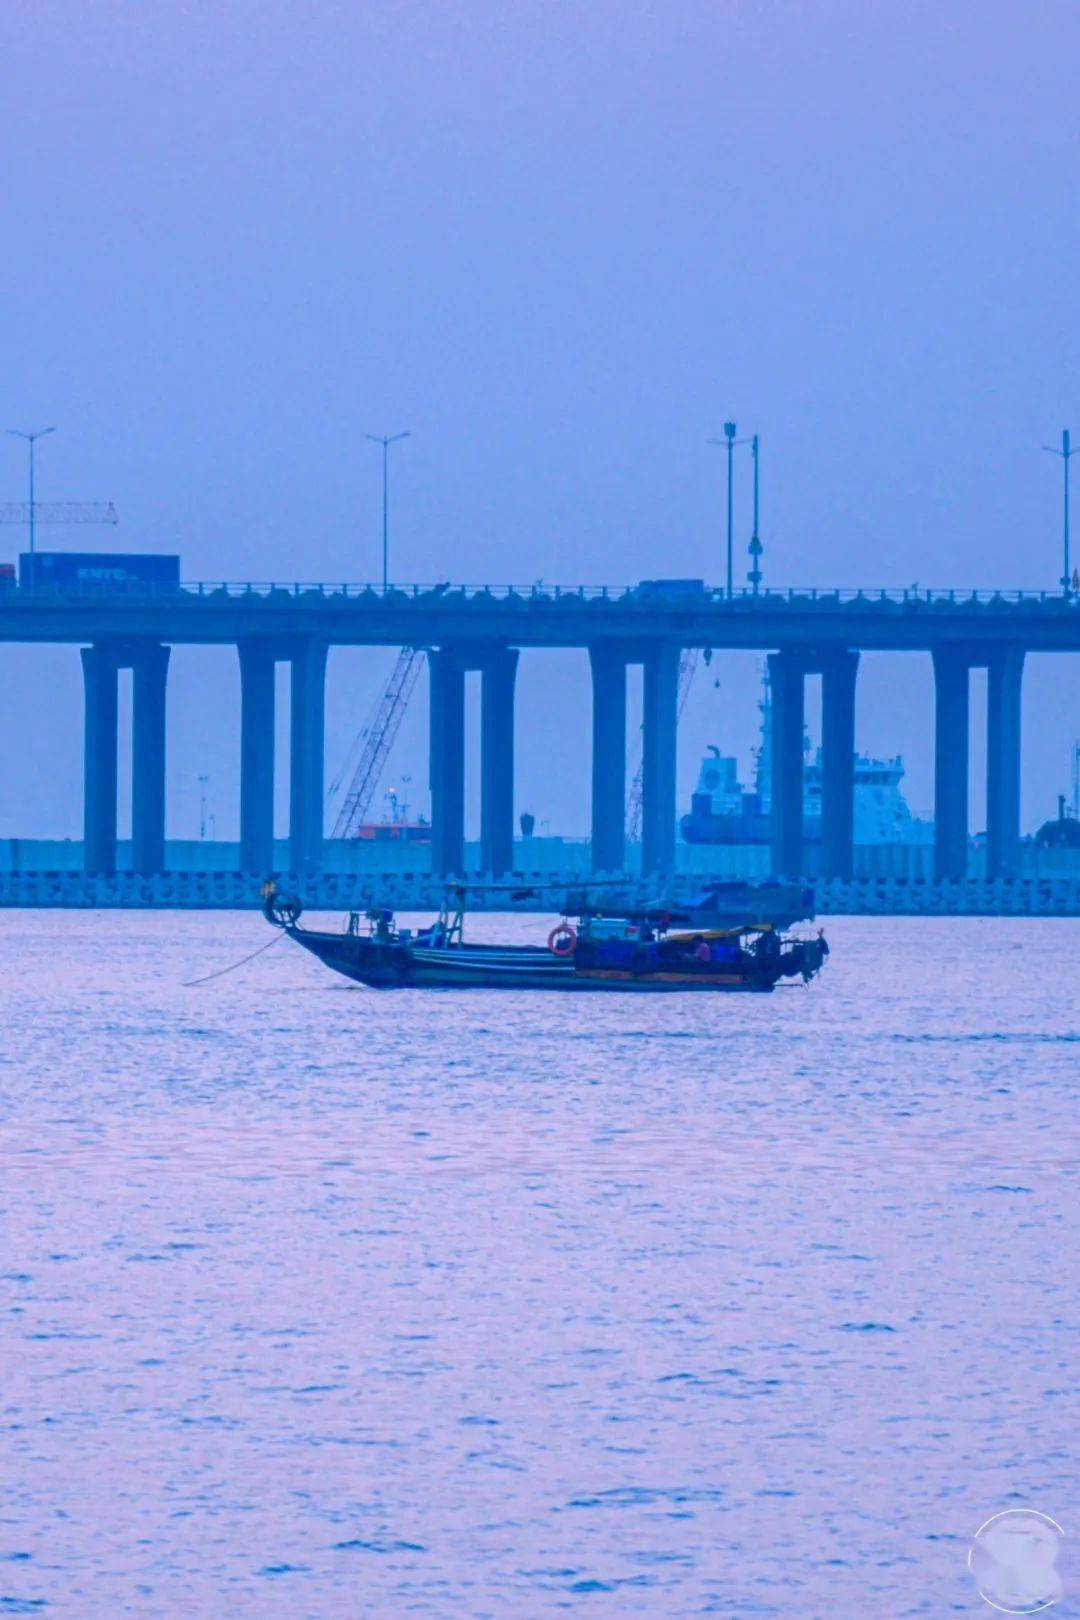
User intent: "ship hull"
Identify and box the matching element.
[288,929,774,991]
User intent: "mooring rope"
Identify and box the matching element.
[183,929,284,987]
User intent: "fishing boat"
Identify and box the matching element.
[262,884,829,993]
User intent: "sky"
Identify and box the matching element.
[0,0,1077,842]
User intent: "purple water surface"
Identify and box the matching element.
[1,912,1076,1617]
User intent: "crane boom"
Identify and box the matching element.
[331,647,424,838]
[625,649,699,843]
[0,502,118,524]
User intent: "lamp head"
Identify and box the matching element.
[8,426,56,443]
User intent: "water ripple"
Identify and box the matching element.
[0,911,1075,1617]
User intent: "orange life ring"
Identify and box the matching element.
[548,923,577,957]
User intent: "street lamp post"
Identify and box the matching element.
[7,425,56,586]
[364,431,410,590]
[747,433,763,596]
[724,421,736,600]
[1043,429,1075,597]
[708,422,751,599]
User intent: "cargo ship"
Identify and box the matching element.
[682,673,932,848]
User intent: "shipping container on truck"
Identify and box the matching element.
[634,578,707,600]
[19,552,181,590]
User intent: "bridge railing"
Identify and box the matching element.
[2,579,1077,606]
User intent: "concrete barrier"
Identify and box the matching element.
[0,869,1077,915]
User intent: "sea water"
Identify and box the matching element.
[0,912,1076,1617]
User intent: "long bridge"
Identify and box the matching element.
[3,577,1078,890]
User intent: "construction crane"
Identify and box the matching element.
[0,502,118,526]
[1,501,119,588]
[625,649,700,843]
[330,647,425,838]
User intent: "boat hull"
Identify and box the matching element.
[288,929,775,991]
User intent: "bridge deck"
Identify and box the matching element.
[1,580,1078,650]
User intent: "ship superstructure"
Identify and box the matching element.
[682,673,931,847]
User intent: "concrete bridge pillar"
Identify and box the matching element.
[429,648,466,875]
[821,650,859,879]
[238,642,276,875]
[480,647,518,876]
[768,651,805,878]
[986,647,1024,879]
[82,644,119,876]
[131,643,170,874]
[641,642,680,874]
[289,640,328,876]
[589,645,627,872]
[933,647,970,881]
[82,640,170,876]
